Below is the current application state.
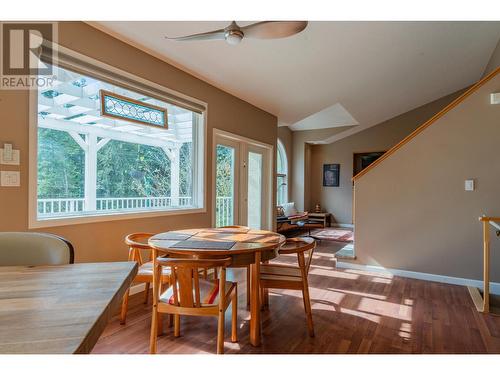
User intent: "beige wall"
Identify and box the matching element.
[354,71,500,282]
[0,22,277,262]
[309,91,464,224]
[277,126,293,201]
[483,37,500,77]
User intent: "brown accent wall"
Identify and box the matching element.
[308,90,464,224]
[354,72,500,282]
[0,22,277,262]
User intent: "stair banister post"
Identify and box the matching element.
[483,219,490,313]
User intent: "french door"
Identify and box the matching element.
[213,130,272,230]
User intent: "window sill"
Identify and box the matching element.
[28,206,206,229]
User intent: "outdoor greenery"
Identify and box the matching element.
[37,128,84,198]
[96,139,172,198]
[215,145,233,198]
[37,128,193,199]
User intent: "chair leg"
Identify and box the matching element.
[260,287,265,311]
[174,315,181,337]
[149,306,158,354]
[144,282,150,304]
[217,306,225,354]
[263,287,269,310]
[301,282,315,337]
[246,266,251,307]
[168,313,173,328]
[120,288,130,325]
[231,286,238,343]
[157,312,163,336]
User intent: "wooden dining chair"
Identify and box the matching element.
[120,233,172,325]
[150,257,238,354]
[259,237,316,337]
[221,225,251,307]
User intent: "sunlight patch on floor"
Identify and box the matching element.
[398,322,412,340]
[328,288,387,301]
[357,297,412,321]
[270,286,343,304]
[224,341,242,350]
[344,268,394,279]
[371,277,392,284]
[339,307,381,324]
[309,268,354,277]
[321,270,359,280]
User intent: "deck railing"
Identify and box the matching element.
[37,196,193,217]
[216,196,233,227]
[37,198,86,215]
[37,196,235,226]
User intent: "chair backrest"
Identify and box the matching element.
[278,237,316,275]
[125,233,155,265]
[0,232,74,266]
[156,257,231,308]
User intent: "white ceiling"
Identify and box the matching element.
[92,21,500,140]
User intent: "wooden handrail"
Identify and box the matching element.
[352,66,500,182]
[479,216,500,222]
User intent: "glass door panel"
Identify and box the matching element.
[213,130,271,230]
[247,151,263,229]
[215,144,236,227]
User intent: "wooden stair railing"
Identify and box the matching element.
[468,216,500,314]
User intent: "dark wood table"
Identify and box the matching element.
[0,262,137,354]
[149,227,285,346]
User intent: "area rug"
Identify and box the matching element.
[310,227,354,242]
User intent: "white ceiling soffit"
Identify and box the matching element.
[289,103,358,131]
[91,21,500,141]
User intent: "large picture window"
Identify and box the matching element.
[34,62,204,223]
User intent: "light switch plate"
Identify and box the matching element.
[1,171,20,187]
[465,179,475,191]
[0,148,20,165]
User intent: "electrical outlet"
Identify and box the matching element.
[465,179,475,191]
[0,148,20,165]
[0,171,20,187]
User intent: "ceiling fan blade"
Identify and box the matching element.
[166,28,226,42]
[241,21,308,39]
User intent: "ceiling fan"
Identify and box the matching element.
[166,21,308,45]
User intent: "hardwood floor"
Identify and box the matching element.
[92,241,500,354]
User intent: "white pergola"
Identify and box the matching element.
[37,65,195,212]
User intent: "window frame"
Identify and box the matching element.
[276,139,288,206]
[29,45,207,229]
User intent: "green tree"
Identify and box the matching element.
[97,140,171,198]
[37,128,84,198]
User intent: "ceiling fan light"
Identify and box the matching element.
[225,30,243,45]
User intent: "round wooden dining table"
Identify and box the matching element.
[148,227,286,347]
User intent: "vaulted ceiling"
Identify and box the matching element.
[92,21,500,141]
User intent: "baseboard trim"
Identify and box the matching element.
[336,261,500,295]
